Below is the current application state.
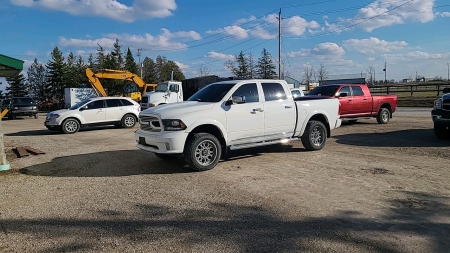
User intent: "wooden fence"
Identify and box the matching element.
[369,83,450,96]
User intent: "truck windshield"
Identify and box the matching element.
[308,86,339,96]
[155,83,168,92]
[13,97,33,104]
[188,83,236,102]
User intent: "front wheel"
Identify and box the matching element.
[301,120,327,151]
[377,108,390,124]
[434,124,449,139]
[62,118,80,134]
[184,133,222,171]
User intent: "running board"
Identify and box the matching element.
[229,138,299,151]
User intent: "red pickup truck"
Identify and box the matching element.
[307,84,397,124]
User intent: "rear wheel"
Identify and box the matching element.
[434,124,449,139]
[121,114,137,128]
[377,108,390,124]
[184,133,222,171]
[301,120,327,151]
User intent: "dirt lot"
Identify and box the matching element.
[0,111,449,253]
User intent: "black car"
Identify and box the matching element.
[1,97,39,120]
[431,88,450,139]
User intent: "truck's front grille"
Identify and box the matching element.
[443,99,450,111]
[139,115,161,132]
[142,96,148,104]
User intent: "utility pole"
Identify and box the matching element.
[277,8,282,79]
[447,62,449,86]
[416,71,418,82]
[137,48,143,79]
[383,61,387,84]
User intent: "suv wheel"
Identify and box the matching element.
[121,114,137,128]
[184,133,222,171]
[62,118,80,134]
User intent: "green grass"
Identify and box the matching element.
[370,90,442,107]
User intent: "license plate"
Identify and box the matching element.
[139,137,146,145]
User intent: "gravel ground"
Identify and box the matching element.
[0,112,449,253]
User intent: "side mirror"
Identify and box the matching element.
[338,92,348,98]
[225,96,246,106]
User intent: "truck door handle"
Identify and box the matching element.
[285,105,292,109]
[253,108,264,112]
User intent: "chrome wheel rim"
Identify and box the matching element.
[311,125,324,146]
[65,121,78,132]
[382,111,388,122]
[124,116,135,127]
[194,140,217,166]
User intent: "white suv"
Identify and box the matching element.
[45,97,140,134]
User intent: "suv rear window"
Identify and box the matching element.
[13,98,33,104]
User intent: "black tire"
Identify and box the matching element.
[62,118,80,134]
[301,120,327,151]
[184,133,222,171]
[434,124,449,139]
[154,153,183,160]
[34,113,39,119]
[377,108,390,124]
[121,114,137,128]
[348,119,358,124]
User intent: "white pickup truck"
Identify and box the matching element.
[135,79,342,171]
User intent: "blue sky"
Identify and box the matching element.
[1,0,450,89]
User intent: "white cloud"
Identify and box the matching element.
[437,12,450,17]
[233,15,256,25]
[265,14,320,36]
[368,57,376,61]
[346,0,435,32]
[174,61,189,70]
[249,24,277,39]
[58,29,201,51]
[207,52,235,61]
[288,42,345,58]
[206,25,249,40]
[10,0,177,22]
[382,51,450,61]
[343,37,408,54]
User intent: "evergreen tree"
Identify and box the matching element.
[256,48,277,79]
[124,47,139,75]
[63,52,77,89]
[46,47,66,101]
[95,45,106,69]
[87,53,95,68]
[111,39,124,69]
[5,73,28,97]
[154,55,167,81]
[75,55,88,87]
[142,56,156,83]
[27,58,48,102]
[225,51,250,78]
[161,60,185,81]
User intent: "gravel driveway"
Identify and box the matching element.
[0,112,449,252]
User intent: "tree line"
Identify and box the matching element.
[3,39,185,103]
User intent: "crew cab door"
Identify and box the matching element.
[351,85,373,115]
[225,83,265,144]
[337,86,353,115]
[261,82,296,139]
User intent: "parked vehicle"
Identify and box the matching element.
[140,75,246,109]
[431,88,450,139]
[135,79,342,171]
[45,97,140,134]
[307,84,397,124]
[1,97,39,120]
[290,88,305,98]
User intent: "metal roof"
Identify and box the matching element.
[0,54,24,77]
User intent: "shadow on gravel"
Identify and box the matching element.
[6,126,122,136]
[19,145,305,177]
[0,191,448,252]
[334,129,450,148]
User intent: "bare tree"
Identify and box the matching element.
[367,66,375,85]
[316,64,328,83]
[303,65,314,90]
[198,65,211,77]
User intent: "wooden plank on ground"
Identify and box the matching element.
[15,147,30,158]
[24,146,45,155]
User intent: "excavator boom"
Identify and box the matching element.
[85,68,108,97]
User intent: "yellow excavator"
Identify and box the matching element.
[85,68,157,102]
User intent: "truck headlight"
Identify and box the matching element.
[434,99,442,109]
[162,119,187,131]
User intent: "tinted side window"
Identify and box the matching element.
[120,99,134,106]
[352,86,364,96]
[338,86,351,96]
[262,83,287,101]
[106,99,121,107]
[85,100,104,110]
[231,83,259,103]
